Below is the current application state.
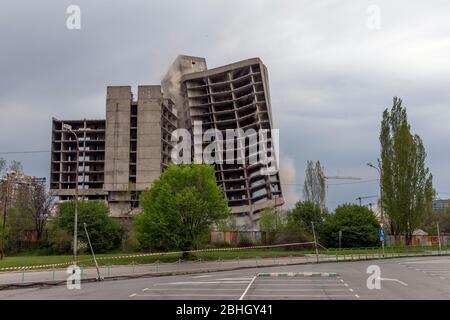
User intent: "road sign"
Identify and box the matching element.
[379,227,385,242]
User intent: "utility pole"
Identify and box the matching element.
[368,162,385,256]
[0,175,10,260]
[311,221,319,263]
[83,223,102,281]
[63,123,79,266]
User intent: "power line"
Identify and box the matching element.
[281,179,378,186]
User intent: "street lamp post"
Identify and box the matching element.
[63,123,80,266]
[0,174,11,260]
[368,162,385,256]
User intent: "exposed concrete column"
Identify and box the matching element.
[104,86,132,196]
[136,85,163,191]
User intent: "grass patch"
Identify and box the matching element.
[1,245,448,270]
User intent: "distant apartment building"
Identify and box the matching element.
[433,199,450,211]
[50,55,284,229]
[50,85,177,217]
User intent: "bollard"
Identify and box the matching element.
[132,261,135,273]
[256,256,259,266]
[108,265,111,276]
[52,267,55,281]
[237,257,240,265]
[289,255,293,264]
[177,259,181,270]
[343,254,346,261]
[156,261,160,272]
[21,271,25,283]
[80,267,84,279]
[351,254,354,261]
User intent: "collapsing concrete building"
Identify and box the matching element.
[50,55,283,229]
[163,56,284,229]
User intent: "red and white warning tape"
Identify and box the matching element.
[0,241,316,272]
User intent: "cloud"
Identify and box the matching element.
[1,0,450,210]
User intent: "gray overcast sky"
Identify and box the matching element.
[1,0,450,210]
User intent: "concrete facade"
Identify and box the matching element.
[50,55,283,229]
[165,55,284,229]
[50,85,177,217]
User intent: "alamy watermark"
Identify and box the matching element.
[366,5,381,30]
[170,121,280,176]
[66,5,81,30]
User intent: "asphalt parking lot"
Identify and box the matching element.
[1,256,450,300]
[128,272,358,300]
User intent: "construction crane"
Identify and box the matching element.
[355,195,378,206]
[318,173,362,210]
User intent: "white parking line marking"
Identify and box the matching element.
[244,283,347,286]
[246,294,356,298]
[131,294,239,297]
[379,277,408,286]
[253,288,352,292]
[239,275,257,300]
[216,278,254,281]
[156,281,250,285]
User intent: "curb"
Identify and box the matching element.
[0,260,314,291]
[258,272,338,277]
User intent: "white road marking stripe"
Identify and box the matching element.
[402,261,450,264]
[246,294,357,298]
[239,275,257,300]
[145,288,245,291]
[131,294,239,297]
[129,293,137,297]
[250,283,348,287]
[253,288,352,292]
[193,275,212,278]
[379,277,408,286]
[156,281,250,285]
[216,278,254,281]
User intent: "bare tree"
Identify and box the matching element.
[16,179,53,241]
[0,160,23,259]
[303,160,326,211]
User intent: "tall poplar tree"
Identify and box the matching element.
[303,160,326,211]
[379,97,434,245]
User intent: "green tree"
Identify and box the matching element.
[56,200,122,253]
[289,201,325,234]
[421,207,450,234]
[134,164,230,255]
[321,204,379,248]
[379,97,434,245]
[260,208,285,244]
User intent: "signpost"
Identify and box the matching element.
[338,230,342,250]
[379,224,385,257]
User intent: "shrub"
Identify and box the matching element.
[320,204,380,248]
[56,200,123,253]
